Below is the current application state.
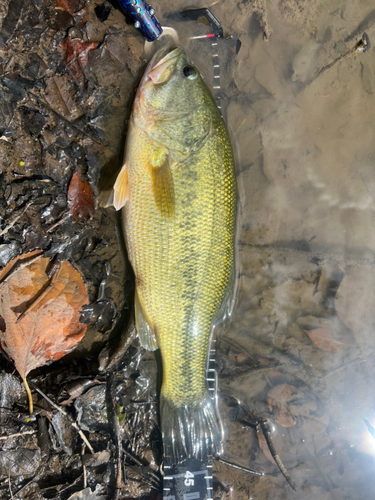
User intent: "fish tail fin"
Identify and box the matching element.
[160,393,221,465]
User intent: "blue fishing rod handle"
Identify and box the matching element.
[118,0,163,41]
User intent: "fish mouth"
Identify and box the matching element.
[144,47,182,85]
[147,47,182,83]
[134,47,183,126]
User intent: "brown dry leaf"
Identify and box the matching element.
[68,171,95,220]
[59,37,98,81]
[268,384,301,427]
[0,252,89,411]
[56,0,85,15]
[105,35,143,76]
[302,327,347,352]
[44,75,84,120]
[56,0,74,14]
[296,315,349,352]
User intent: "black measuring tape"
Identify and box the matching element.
[162,341,217,500]
[163,459,213,500]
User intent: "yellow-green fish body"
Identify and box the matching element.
[113,47,236,463]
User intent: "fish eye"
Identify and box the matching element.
[182,65,197,80]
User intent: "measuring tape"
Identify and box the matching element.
[162,341,217,500]
[163,459,213,500]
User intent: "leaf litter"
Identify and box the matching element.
[0,251,89,413]
[68,172,95,221]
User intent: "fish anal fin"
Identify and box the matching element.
[113,163,129,211]
[149,153,175,218]
[135,288,158,351]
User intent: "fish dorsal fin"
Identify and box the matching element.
[135,288,158,351]
[113,163,129,211]
[149,153,175,218]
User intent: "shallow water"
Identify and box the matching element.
[151,1,375,498]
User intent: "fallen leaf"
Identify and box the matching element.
[302,328,347,352]
[56,0,74,14]
[0,252,89,412]
[296,315,349,352]
[267,384,301,427]
[44,75,84,120]
[68,172,95,220]
[105,35,143,76]
[56,0,86,15]
[59,37,98,81]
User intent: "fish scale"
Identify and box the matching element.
[114,47,236,464]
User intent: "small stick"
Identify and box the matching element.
[0,200,35,237]
[0,430,37,441]
[232,397,297,490]
[46,214,71,233]
[82,444,87,489]
[259,419,297,491]
[32,384,94,454]
[8,471,14,500]
[216,456,264,476]
[107,373,123,498]
[123,449,160,486]
[28,91,102,144]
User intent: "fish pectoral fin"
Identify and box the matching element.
[113,162,129,211]
[149,153,175,218]
[135,289,158,351]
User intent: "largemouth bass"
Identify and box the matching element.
[113,47,236,464]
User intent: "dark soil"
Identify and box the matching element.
[0,1,161,498]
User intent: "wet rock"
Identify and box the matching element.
[81,449,111,467]
[75,385,109,433]
[0,241,21,267]
[0,372,26,414]
[51,411,78,455]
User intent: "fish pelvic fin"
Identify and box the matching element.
[113,163,129,211]
[97,188,114,208]
[135,288,158,351]
[160,393,221,465]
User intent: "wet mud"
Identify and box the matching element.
[1,0,375,499]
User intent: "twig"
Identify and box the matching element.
[8,471,14,500]
[0,430,37,440]
[123,449,160,486]
[107,373,123,498]
[82,444,87,489]
[259,420,297,491]
[32,384,94,454]
[28,91,102,144]
[229,397,297,490]
[215,456,264,476]
[0,201,35,237]
[46,214,71,233]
